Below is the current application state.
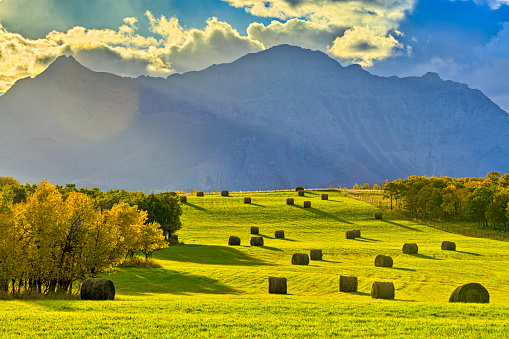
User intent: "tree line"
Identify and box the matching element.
[0,178,182,295]
[382,172,509,230]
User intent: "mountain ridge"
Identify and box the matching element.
[0,44,507,191]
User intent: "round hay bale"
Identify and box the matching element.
[352,230,361,238]
[371,281,395,299]
[275,230,285,238]
[402,243,418,254]
[310,249,322,260]
[228,236,241,246]
[295,186,304,191]
[291,253,310,265]
[339,276,358,292]
[180,196,187,203]
[374,212,383,219]
[244,197,251,204]
[268,277,287,294]
[81,278,115,300]
[298,190,305,196]
[197,191,204,197]
[345,230,356,239]
[250,226,259,235]
[221,190,229,197]
[321,194,328,200]
[303,201,311,208]
[374,255,393,267]
[286,198,294,205]
[441,241,456,251]
[449,283,489,303]
[250,237,264,246]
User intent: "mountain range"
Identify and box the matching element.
[0,44,508,191]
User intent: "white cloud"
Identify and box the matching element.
[225,0,416,66]
[328,26,405,67]
[157,17,264,73]
[247,18,345,52]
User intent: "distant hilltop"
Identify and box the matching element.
[0,44,507,191]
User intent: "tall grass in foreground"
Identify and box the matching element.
[2,190,509,337]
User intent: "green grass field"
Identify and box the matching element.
[2,190,509,338]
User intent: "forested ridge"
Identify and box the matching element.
[0,178,182,296]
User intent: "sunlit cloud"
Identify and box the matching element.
[224,0,416,66]
[0,1,419,94]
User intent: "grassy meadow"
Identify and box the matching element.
[2,189,509,338]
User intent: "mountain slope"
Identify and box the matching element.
[0,46,507,190]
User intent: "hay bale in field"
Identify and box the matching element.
[321,194,328,200]
[275,230,285,238]
[374,255,393,267]
[345,230,356,239]
[402,243,418,254]
[310,249,322,260]
[268,277,287,294]
[286,198,294,205]
[339,276,358,292]
[291,253,310,265]
[244,197,251,204]
[295,186,304,191]
[197,191,204,197]
[250,237,264,246]
[298,190,305,196]
[221,190,229,197]
[374,212,383,219]
[371,281,395,299]
[441,241,456,251]
[228,236,241,246]
[180,196,187,203]
[303,201,311,208]
[352,230,361,238]
[449,283,489,303]
[251,226,259,234]
[81,278,115,300]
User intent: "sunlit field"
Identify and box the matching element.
[2,190,509,338]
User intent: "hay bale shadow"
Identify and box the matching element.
[183,203,207,211]
[249,203,265,207]
[389,267,416,272]
[456,250,482,256]
[410,253,442,260]
[261,246,284,252]
[354,237,381,242]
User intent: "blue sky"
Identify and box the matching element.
[1,0,509,111]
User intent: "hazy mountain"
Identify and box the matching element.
[0,45,507,191]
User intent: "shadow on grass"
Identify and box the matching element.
[154,244,271,266]
[260,246,284,252]
[409,253,442,260]
[354,237,381,242]
[248,203,265,207]
[292,205,353,224]
[258,234,298,242]
[321,259,342,264]
[381,219,423,232]
[183,203,207,211]
[456,250,482,257]
[390,267,416,272]
[112,267,240,296]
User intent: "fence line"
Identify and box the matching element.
[345,191,509,242]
